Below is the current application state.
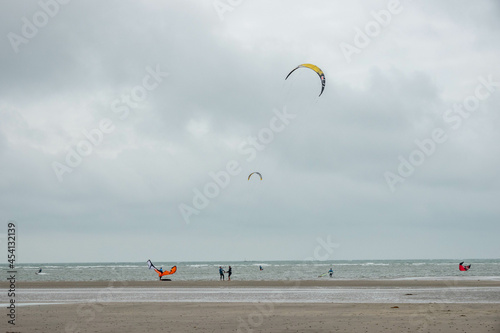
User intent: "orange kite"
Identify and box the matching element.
[147,260,177,280]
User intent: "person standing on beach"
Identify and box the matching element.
[219,266,225,280]
[227,266,232,281]
[328,268,333,278]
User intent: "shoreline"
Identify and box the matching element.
[6,279,500,289]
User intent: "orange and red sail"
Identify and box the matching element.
[147,259,177,278]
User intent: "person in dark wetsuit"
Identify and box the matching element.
[227,266,232,281]
[219,266,225,280]
[328,268,333,278]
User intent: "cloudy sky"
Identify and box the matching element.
[1,0,499,263]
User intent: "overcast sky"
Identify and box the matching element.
[1,0,499,263]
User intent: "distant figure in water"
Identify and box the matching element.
[459,262,471,271]
[219,266,225,280]
[227,266,232,281]
[259,266,263,271]
[328,268,333,278]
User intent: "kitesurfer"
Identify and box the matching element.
[459,262,471,271]
[328,268,333,278]
[259,266,263,271]
[219,266,225,280]
[147,260,177,280]
[227,266,232,281]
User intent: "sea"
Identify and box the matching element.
[3,259,500,304]
[5,259,500,282]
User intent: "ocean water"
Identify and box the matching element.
[4,259,500,282]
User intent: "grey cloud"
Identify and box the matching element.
[1,0,499,262]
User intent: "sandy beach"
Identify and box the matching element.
[4,280,500,332]
[10,302,500,333]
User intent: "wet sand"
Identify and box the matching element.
[8,279,500,289]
